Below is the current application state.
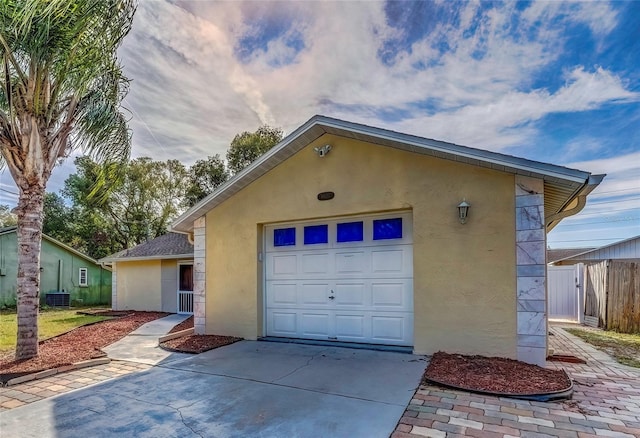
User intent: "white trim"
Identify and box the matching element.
[100,254,194,263]
[177,261,194,315]
[78,267,88,287]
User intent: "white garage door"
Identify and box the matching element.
[265,211,413,346]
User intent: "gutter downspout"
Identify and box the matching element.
[546,174,605,230]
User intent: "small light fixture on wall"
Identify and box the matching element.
[457,199,470,224]
[314,144,332,157]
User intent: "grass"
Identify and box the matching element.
[0,308,111,353]
[565,328,640,368]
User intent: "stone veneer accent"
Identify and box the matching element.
[111,264,117,310]
[515,175,547,365]
[193,216,206,334]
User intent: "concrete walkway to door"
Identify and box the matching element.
[102,313,192,365]
[1,341,427,437]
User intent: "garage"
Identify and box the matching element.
[265,211,414,346]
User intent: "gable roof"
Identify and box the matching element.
[172,115,604,234]
[553,235,640,265]
[0,226,105,267]
[100,232,193,263]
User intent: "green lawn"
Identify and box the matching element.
[0,308,111,353]
[565,328,640,368]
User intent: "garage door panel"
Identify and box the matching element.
[371,282,407,308]
[335,313,366,339]
[371,314,412,342]
[301,313,330,337]
[335,251,367,274]
[334,282,366,306]
[300,283,331,305]
[302,253,330,275]
[270,254,298,276]
[371,249,404,273]
[270,312,297,335]
[270,283,298,306]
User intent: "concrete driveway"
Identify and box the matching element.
[0,341,426,437]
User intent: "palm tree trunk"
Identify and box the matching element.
[14,182,45,360]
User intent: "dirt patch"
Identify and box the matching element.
[161,334,241,354]
[424,351,571,395]
[0,312,169,375]
[169,315,194,334]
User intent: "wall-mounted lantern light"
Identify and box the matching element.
[457,199,470,224]
[314,144,332,157]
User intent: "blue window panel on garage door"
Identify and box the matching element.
[373,218,403,240]
[337,221,364,242]
[274,227,296,246]
[304,224,328,245]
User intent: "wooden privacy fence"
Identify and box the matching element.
[584,260,640,333]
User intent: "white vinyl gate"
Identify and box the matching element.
[547,264,583,322]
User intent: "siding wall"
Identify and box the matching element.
[0,231,111,307]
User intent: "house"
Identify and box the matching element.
[100,232,194,313]
[0,226,112,308]
[171,115,604,365]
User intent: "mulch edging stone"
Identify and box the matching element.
[425,371,574,402]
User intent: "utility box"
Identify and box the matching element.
[45,292,70,308]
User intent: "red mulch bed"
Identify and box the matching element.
[0,312,169,375]
[169,315,194,334]
[163,316,241,353]
[424,351,571,395]
[161,335,241,354]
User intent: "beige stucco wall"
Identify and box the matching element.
[161,260,179,313]
[114,260,162,311]
[204,134,517,357]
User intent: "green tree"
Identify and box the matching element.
[184,154,228,207]
[226,125,283,175]
[64,156,188,253]
[0,0,135,359]
[42,192,72,243]
[0,204,17,227]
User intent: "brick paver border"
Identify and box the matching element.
[393,323,640,438]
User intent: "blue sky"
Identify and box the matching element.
[1,0,638,248]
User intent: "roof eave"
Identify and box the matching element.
[171,115,600,233]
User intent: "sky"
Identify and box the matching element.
[1,0,639,249]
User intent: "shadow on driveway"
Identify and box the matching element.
[1,341,427,438]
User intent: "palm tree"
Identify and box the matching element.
[0,0,135,359]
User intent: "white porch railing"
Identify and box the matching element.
[178,291,194,314]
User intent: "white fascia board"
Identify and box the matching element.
[101,254,194,263]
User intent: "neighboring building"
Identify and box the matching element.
[171,115,604,365]
[547,248,595,265]
[548,236,640,325]
[100,233,194,314]
[0,226,112,308]
[552,236,640,265]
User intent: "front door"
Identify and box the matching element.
[178,263,194,314]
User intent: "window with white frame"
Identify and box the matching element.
[79,268,88,287]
